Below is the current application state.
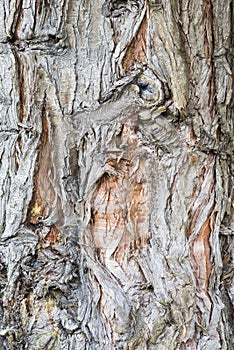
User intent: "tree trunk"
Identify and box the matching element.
[0,1,233,349]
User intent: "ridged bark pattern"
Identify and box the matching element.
[0,1,233,349]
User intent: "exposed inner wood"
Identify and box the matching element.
[89,119,151,264]
[191,217,213,292]
[27,101,55,225]
[123,15,148,71]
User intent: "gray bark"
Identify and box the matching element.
[0,0,233,349]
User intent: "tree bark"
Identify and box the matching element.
[0,0,233,349]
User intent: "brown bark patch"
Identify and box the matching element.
[91,162,149,261]
[45,225,61,245]
[186,167,206,239]
[123,15,148,71]
[191,217,213,292]
[186,154,215,239]
[13,2,24,40]
[90,121,150,262]
[189,127,197,143]
[27,103,55,224]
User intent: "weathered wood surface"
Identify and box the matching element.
[0,1,233,349]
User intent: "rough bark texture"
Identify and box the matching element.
[0,1,233,349]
